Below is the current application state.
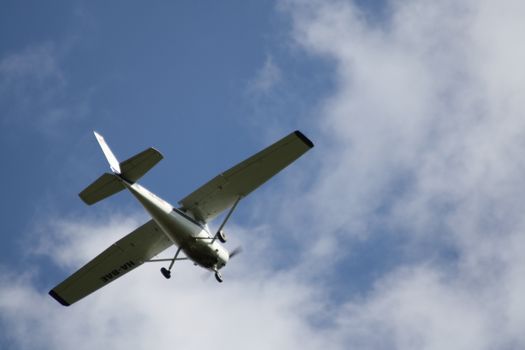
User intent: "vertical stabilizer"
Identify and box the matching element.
[94,131,121,174]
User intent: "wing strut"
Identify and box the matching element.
[212,196,242,244]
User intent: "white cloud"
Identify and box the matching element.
[335,266,493,349]
[274,0,525,348]
[1,213,330,350]
[33,213,144,269]
[0,44,88,134]
[249,55,282,94]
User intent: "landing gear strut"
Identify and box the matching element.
[160,246,181,279]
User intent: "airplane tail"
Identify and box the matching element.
[79,131,163,205]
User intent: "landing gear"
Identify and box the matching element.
[217,229,227,243]
[159,246,181,279]
[160,267,171,279]
[214,271,223,283]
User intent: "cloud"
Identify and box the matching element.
[248,55,282,94]
[1,213,331,350]
[0,44,88,134]
[272,0,525,348]
[335,266,494,349]
[32,213,144,269]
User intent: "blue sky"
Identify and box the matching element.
[1,1,525,349]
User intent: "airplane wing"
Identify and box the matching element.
[178,130,314,222]
[49,219,173,306]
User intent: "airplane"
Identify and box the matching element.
[49,130,314,306]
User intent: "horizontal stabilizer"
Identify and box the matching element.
[79,132,164,205]
[79,173,125,205]
[120,147,163,183]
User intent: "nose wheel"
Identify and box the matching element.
[214,271,223,283]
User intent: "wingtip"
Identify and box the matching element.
[49,289,70,307]
[294,130,314,148]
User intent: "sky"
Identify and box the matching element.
[1,0,524,349]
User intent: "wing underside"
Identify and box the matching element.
[179,130,314,222]
[49,219,172,306]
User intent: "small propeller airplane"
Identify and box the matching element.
[49,130,314,306]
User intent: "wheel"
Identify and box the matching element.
[214,271,223,283]
[218,229,227,243]
[160,267,171,279]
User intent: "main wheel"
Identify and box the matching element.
[161,267,171,279]
[214,271,223,283]
[218,229,227,243]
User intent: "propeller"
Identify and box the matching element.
[201,246,243,281]
[201,271,213,281]
[229,246,243,259]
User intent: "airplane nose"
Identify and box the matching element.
[219,246,241,268]
[216,246,229,267]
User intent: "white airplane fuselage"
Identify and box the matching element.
[123,179,229,271]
